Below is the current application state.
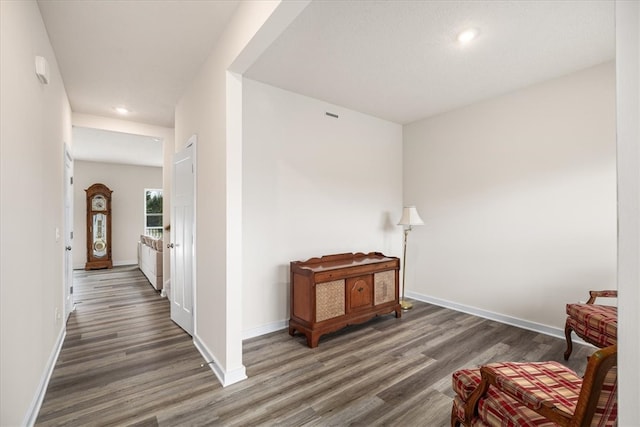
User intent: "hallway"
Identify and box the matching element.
[36,266,214,425]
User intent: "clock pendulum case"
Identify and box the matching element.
[85,183,113,270]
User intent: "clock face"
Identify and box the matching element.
[92,195,106,211]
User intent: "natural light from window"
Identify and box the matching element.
[144,189,163,239]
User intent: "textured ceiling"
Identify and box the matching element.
[38,1,615,166]
[38,0,240,128]
[245,0,615,124]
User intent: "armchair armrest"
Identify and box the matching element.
[587,290,617,304]
[464,362,582,426]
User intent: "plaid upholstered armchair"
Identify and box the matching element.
[451,345,617,426]
[564,290,617,360]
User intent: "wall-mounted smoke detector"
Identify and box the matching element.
[35,56,50,84]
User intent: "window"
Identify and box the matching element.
[145,189,163,239]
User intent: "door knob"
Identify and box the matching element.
[65,246,72,251]
[167,243,174,249]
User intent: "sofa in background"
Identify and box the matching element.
[138,235,163,290]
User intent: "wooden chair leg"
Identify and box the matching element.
[564,322,574,360]
[451,404,462,427]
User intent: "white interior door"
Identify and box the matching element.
[64,146,74,319]
[170,138,195,335]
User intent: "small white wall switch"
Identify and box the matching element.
[55,227,60,242]
[35,56,50,84]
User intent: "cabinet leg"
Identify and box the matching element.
[288,325,295,336]
[309,333,320,348]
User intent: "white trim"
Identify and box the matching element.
[242,319,288,340]
[225,71,245,377]
[193,335,247,387]
[190,137,197,336]
[239,295,592,345]
[73,261,137,270]
[113,260,138,267]
[615,1,640,423]
[406,291,593,347]
[223,365,248,386]
[160,278,169,298]
[63,143,74,322]
[169,139,196,335]
[23,328,66,427]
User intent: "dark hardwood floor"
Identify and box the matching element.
[36,266,593,426]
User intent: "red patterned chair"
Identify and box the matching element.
[451,345,617,427]
[564,290,617,360]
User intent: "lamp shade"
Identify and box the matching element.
[398,206,424,226]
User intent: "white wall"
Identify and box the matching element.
[73,161,162,269]
[403,62,617,333]
[175,0,301,386]
[0,1,72,425]
[242,79,403,336]
[615,0,640,423]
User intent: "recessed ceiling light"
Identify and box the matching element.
[457,28,479,44]
[114,106,129,115]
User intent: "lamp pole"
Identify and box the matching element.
[397,205,423,311]
[401,226,412,310]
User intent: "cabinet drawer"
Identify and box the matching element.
[314,260,398,283]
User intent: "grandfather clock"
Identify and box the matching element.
[85,183,113,270]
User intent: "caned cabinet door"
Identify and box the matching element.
[316,280,345,322]
[374,270,395,305]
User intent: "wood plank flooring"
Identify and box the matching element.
[36,266,593,426]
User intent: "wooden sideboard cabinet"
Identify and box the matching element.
[289,252,401,348]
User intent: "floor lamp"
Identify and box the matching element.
[398,206,424,310]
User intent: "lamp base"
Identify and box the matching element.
[400,299,413,310]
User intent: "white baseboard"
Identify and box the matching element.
[237,294,592,352]
[242,319,288,340]
[193,335,247,387]
[406,290,592,347]
[73,260,137,270]
[161,278,170,298]
[23,327,66,427]
[113,260,137,267]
